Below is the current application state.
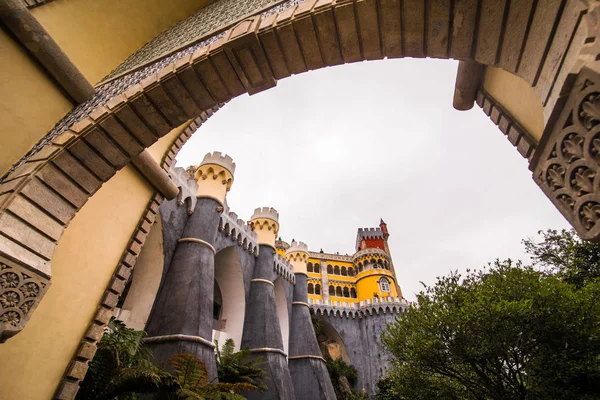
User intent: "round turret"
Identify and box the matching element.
[285,240,309,275]
[249,207,279,248]
[193,151,236,205]
[352,247,398,301]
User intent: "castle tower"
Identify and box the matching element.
[286,241,336,400]
[241,208,295,400]
[145,152,235,379]
[353,227,400,301]
[193,151,235,205]
[379,219,403,297]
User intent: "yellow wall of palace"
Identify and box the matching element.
[0,166,153,400]
[0,29,73,177]
[356,271,398,301]
[483,67,545,141]
[32,0,211,84]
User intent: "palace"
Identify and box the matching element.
[1,0,599,399]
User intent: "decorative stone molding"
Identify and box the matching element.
[311,296,409,319]
[352,247,389,263]
[0,259,50,342]
[476,89,538,160]
[308,252,352,262]
[532,63,600,242]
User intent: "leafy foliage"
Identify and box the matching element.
[215,339,267,391]
[79,321,267,400]
[381,256,600,400]
[77,319,176,400]
[167,353,250,400]
[524,229,600,288]
[325,357,366,400]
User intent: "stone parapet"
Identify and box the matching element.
[352,247,389,262]
[310,296,409,319]
[218,205,259,256]
[274,253,295,284]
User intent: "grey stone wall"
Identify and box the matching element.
[317,311,401,396]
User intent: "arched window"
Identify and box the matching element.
[350,288,357,298]
[335,286,343,297]
[379,278,391,293]
[327,264,333,274]
[343,287,350,298]
[341,266,347,276]
[314,264,320,274]
[307,263,313,273]
[358,263,363,273]
[329,285,335,295]
[334,265,340,275]
[307,283,314,294]
[315,284,321,295]
[348,267,354,276]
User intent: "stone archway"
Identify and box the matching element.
[274,276,290,355]
[213,246,246,351]
[1,0,599,343]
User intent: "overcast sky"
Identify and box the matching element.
[176,58,569,302]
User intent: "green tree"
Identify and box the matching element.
[382,260,600,400]
[77,319,176,400]
[524,229,600,288]
[215,339,267,391]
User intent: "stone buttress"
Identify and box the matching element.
[144,152,235,379]
[241,207,295,400]
[286,241,337,400]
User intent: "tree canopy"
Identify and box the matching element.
[379,229,600,400]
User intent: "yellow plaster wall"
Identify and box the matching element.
[32,0,211,84]
[0,29,73,177]
[483,67,545,141]
[121,217,164,331]
[0,166,153,400]
[356,272,397,301]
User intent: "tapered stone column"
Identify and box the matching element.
[286,241,337,400]
[241,208,295,400]
[145,152,235,379]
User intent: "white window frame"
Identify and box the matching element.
[379,278,391,293]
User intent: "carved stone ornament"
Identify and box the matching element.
[0,260,50,342]
[533,63,600,242]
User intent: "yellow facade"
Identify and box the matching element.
[0,166,153,400]
[0,122,186,399]
[300,245,402,304]
[0,29,73,177]
[32,0,211,84]
[483,67,545,141]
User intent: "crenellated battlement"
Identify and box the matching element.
[274,253,296,284]
[199,151,236,175]
[286,239,308,255]
[218,204,259,256]
[250,207,279,223]
[310,296,410,319]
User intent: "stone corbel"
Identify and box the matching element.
[0,257,50,342]
[531,62,600,242]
